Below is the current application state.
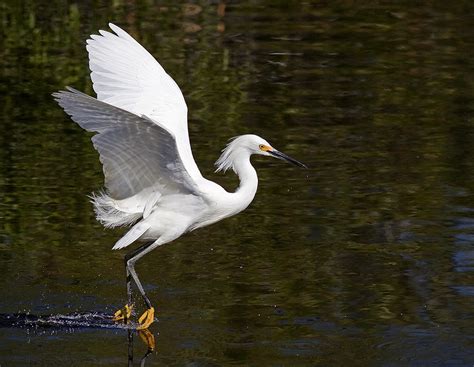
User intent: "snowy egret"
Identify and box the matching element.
[53,23,306,330]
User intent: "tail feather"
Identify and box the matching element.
[90,191,142,228]
[113,222,151,250]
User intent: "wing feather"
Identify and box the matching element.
[53,88,199,200]
[86,23,203,182]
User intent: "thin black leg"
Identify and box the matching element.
[124,241,156,308]
[124,242,154,306]
[125,241,155,262]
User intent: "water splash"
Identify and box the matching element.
[0,312,139,330]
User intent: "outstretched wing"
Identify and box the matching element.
[86,23,203,182]
[53,87,199,200]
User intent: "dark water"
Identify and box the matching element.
[1,1,474,365]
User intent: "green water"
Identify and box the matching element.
[1,1,474,365]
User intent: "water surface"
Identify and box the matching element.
[1,1,474,365]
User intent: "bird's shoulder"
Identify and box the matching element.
[194,178,229,202]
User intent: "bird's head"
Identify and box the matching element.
[215,134,307,173]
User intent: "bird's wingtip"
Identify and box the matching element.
[108,23,131,40]
[51,87,71,99]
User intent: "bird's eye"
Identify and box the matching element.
[259,144,265,150]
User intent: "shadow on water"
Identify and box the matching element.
[0,312,156,366]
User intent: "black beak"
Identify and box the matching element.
[269,149,307,168]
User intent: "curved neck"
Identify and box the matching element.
[232,152,258,207]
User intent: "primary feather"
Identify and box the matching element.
[87,23,203,183]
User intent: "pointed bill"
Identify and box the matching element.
[269,149,307,168]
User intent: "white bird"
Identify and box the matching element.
[53,23,306,330]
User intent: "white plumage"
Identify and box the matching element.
[53,23,305,329]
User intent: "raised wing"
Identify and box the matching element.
[53,87,199,200]
[86,23,203,182]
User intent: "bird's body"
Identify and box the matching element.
[102,144,259,250]
[54,23,305,330]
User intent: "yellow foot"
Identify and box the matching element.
[138,329,156,351]
[113,304,133,322]
[137,307,155,330]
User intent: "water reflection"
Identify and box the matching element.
[128,330,155,367]
[1,0,474,365]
